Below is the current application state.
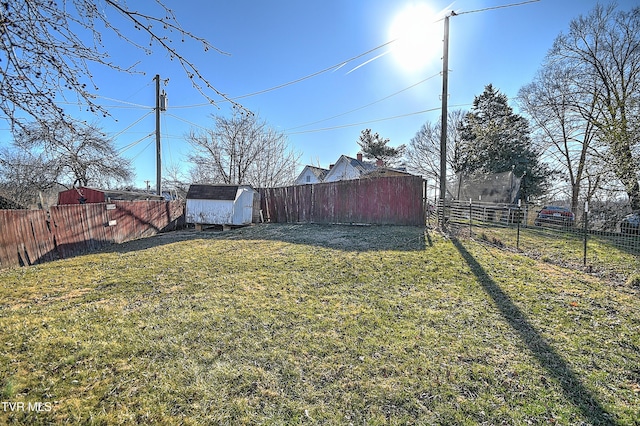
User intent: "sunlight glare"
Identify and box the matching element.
[388,3,442,72]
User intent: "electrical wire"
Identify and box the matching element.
[286,103,472,135]
[229,39,398,101]
[286,71,442,131]
[165,113,210,132]
[454,0,540,16]
[94,95,150,109]
[129,138,155,161]
[169,38,400,109]
[111,111,153,139]
[118,132,155,154]
[286,107,442,135]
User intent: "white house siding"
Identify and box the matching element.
[294,168,321,185]
[323,157,360,182]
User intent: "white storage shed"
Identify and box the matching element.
[186,184,260,228]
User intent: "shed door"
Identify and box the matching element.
[232,189,254,225]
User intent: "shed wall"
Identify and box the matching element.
[186,199,234,225]
[58,187,105,205]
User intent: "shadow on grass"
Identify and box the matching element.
[85,223,428,257]
[451,237,615,425]
[216,223,428,252]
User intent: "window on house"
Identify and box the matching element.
[306,175,311,182]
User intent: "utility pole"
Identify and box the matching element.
[438,13,452,225]
[154,74,162,196]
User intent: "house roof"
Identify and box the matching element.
[343,155,377,174]
[363,167,412,178]
[306,166,330,180]
[186,184,255,200]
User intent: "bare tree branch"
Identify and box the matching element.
[0,0,243,129]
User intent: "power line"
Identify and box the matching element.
[165,113,210,132]
[218,38,399,103]
[111,111,153,139]
[169,38,398,109]
[286,107,442,135]
[455,0,540,16]
[118,132,154,154]
[286,103,472,135]
[94,95,150,109]
[130,138,156,161]
[286,71,442,131]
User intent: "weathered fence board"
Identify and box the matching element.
[260,176,425,226]
[0,201,184,269]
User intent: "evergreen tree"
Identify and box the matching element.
[457,84,551,200]
[357,129,405,166]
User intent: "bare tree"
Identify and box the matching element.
[1,121,134,192]
[162,163,190,199]
[187,112,300,188]
[548,3,640,210]
[0,147,59,207]
[405,109,465,182]
[0,0,241,129]
[518,64,601,211]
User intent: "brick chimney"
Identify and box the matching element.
[357,153,363,162]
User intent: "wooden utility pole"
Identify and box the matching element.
[438,14,451,225]
[154,74,162,196]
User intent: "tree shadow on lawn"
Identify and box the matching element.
[451,237,616,425]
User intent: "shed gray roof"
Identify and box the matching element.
[186,184,253,200]
[187,184,238,200]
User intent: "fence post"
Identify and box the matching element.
[469,199,473,236]
[583,201,589,267]
[517,199,521,250]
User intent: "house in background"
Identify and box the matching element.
[295,153,411,185]
[294,165,329,185]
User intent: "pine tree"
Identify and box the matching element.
[457,84,551,199]
[357,129,405,166]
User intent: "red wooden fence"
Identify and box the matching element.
[260,176,426,226]
[0,201,184,268]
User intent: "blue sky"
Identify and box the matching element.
[3,0,637,189]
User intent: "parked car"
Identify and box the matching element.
[534,206,575,227]
[620,212,640,234]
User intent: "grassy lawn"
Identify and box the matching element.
[0,224,638,425]
[471,223,640,282]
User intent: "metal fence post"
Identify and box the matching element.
[517,199,521,250]
[583,201,589,266]
[469,199,473,236]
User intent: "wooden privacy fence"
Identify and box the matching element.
[0,201,184,268]
[260,176,426,226]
